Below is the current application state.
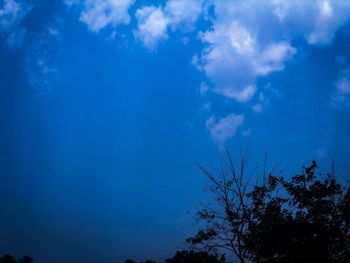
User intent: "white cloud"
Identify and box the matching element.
[271,0,350,45]
[195,8,296,104]
[165,0,203,30]
[215,85,257,103]
[134,6,169,50]
[332,70,350,108]
[61,0,350,145]
[206,113,244,146]
[195,0,350,143]
[79,0,134,32]
[135,0,203,50]
[254,42,296,75]
[198,23,295,101]
[194,0,350,104]
[307,1,338,44]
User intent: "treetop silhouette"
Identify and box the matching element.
[187,152,350,263]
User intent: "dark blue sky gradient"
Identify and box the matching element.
[1,1,350,262]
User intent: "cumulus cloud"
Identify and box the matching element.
[196,20,295,102]
[134,6,169,50]
[332,70,350,108]
[206,113,244,146]
[194,0,350,104]
[194,0,350,144]
[165,0,203,30]
[135,0,203,50]
[78,0,134,32]
[271,0,350,45]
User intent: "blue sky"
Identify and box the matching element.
[1,0,350,262]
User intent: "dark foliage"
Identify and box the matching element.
[0,255,16,263]
[188,153,350,263]
[0,255,32,263]
[165,250,225,263]
[18,257,33,263]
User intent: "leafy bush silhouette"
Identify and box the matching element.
[0,255,33,263]
[18,257,33,263]
[165,250,225,263]
[0,255,16,263]
[187,152,350,263]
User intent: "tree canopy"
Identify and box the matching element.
[187,153,350,263]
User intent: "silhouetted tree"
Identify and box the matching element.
[141,261,156,263]
[245,160,350,262]
[124,260,135,263]
[187,150,255,262]
[187,151,350,263]
[19,256,33,263]
[165,250,225,263]
[0,255,16,263]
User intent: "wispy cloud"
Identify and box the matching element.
[199,82,209,97]
[315,147,327,159]
[206,113,244,147]
[25,19,63,94]
[0,0,30,47]
[0,1,65,93]
[332,69,350,108]
[0,0,25,30]
[6,26,26,47]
